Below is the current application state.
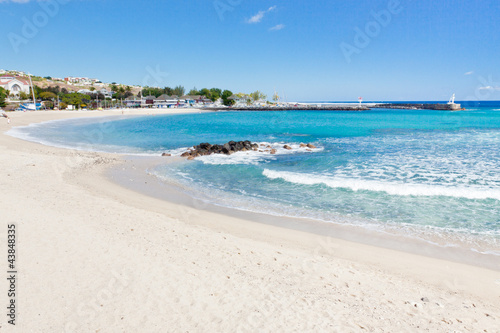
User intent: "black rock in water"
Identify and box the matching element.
[174,141,260,159]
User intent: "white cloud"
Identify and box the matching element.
[478,86,500,91]
[246,5,277,24]
[464,71,474,75]
[269,24,285,31]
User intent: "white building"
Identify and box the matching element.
[228,94,251,107]
[77,88,114,99]
[65,77,100,86]
[0,76,30,96]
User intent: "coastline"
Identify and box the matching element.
[109,156,500,271]
[1,110,499,331]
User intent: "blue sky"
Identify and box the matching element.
[1,0,499,101]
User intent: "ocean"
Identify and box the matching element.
[9,105,500,257]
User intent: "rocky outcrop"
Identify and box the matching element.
[176,141,259,159]
[165,141,319,159]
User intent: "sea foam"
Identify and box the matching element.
[262,169,500,200]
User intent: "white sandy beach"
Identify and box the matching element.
[1,109,499,332]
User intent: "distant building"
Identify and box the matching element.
[65,77,99,86]
[0,76,30,96]
[142,95,156,107]
[180,95,212,106]
[154,94,181,108]
[76,88,114,99]
[77,89,93,95]
[228,94,250,107]
[124,97,141,108]
[98,88,113,99]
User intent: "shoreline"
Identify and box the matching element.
[110,155,500,271]
[1,110,499,331]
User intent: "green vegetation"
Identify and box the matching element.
[173,85,185,97]
[61,93,91,108]
[39,92,57,101]
[250,90,267,102]
[272,92,280,102]
[222,90,235,106]
[0,87,7,108]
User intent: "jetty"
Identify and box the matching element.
[205,103,462,112]
[371,103,463,111]
[224,105,369,111]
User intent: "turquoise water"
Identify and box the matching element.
[10,108,500,253]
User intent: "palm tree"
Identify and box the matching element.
[272,92,280,103]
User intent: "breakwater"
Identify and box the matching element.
[206,105,370,111]
[372,103,463,111]
[204,103,463,112]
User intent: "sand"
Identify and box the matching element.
[0,109,499,332]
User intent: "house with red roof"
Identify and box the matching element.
[0,75,30,96]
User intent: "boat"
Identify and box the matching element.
[20,73,41,111]
[20,103,42,111]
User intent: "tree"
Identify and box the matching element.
[272,92,280,103]
[222,90,234,106]
[188,88,199,96]
[19,92,30,100]
[39,92,57,101]
[90,87,96,92]
[173,85,185,97]
[250,90,267,102]
[199,88,211,98]
[209,88,222,102]
[163,87,173,96]
[59,102,68,110]
[0,87,7,107]
[61,93,88,108]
